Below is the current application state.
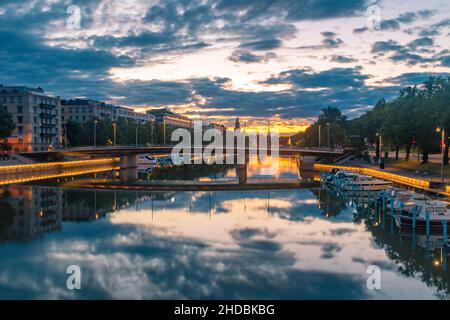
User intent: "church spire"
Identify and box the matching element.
[234,117,241,131]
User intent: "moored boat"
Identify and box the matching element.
[395,201,450,232]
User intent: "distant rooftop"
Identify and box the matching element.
[0,85,45,94]
[146,107,190,120]
[61,98,106,106]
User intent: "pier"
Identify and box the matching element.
[315,163,450,198]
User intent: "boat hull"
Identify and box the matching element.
[395,215,450,233]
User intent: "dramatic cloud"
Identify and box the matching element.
[353,10,435,33]
[330,55,358,63]
[0,0,448,125]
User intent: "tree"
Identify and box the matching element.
[347,76,450,164]
[318,106,347,126]
[0,103,15,140]
[303,107,349,148]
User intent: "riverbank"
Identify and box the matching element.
[389,160,450,182]
[315,162,450,198]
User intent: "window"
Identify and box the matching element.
[1,97,6,103]
[34,117,37,124]
[436,207,446,214]
[18,126,23,135]
[17,105,23,113]
[9,96,14,103]
[18,96,22,103]
[34,127,37,133]
[17,116,23,123]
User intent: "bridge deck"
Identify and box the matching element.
[61,179,320,191]
[21,146,344,158]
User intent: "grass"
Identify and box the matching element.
[389,160,450,176]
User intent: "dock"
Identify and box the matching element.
[314,163,450,198]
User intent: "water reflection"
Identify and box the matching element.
[0,182,448,299]
[0,157,448,299]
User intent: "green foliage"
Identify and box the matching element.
[348,76,450,163]
[302,77,450,164]
[66,117,165,147]
[303,107,349,148]
[0,102,15,140]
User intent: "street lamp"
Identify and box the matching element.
[327,122,330,149]
[135,123,138,146]
[151,121,154,145]
[376,132,382,156]
[93,119,98,147]
[436,123,445,184]
[163,119,166,145]
[318,125,321,149]
[112,122,116,146]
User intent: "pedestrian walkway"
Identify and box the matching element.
[315,163,450,198]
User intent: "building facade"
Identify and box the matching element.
[62,99,155,124]
[0,85,62,152]
[146,108,193,129]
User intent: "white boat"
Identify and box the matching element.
[138,154,158,166]
[333,173,393,192]
[394,201,450,232]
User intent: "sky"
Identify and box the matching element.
[0,0,449,132]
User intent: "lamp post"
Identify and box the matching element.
[163,119,166,145]
[93,119,98,147]
[327,122,330,149]
[151,121,154,145]
[376,132,384,169]
[436,122,445,184]
[135,123,138,146]
[318,125,321,148]
[376,132,382,157]
[112,122,116,146]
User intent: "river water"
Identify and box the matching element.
[0,156,448,299]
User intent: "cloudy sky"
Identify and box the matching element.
[1,0,449,132]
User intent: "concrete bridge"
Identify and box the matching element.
[19,145,345,181]
[21,145,343,159]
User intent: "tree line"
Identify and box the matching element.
[302,76,450,165]
[65,117,177,147]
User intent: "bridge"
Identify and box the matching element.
[21,145,344,159]
[19,145,345,181]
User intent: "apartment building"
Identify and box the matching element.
[146,108,193,129]
[0,186,62,241]
[0,85,62,152]
[62,99,155,124]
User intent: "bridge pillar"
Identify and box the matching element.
[120,168,138,183]
[119,154,138,183]
[236,156,249,184]
[298,156,317,180]
[119,154,138,169]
